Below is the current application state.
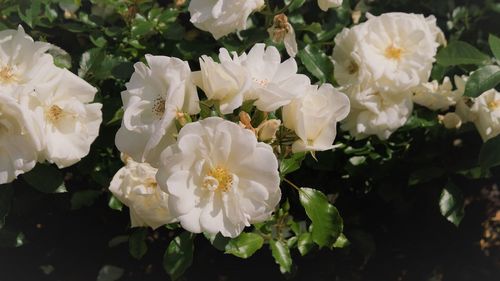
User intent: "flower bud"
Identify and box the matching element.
[257,119,281,142]
[439,112,462,129]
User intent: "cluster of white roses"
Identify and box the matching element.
[0,26,102,184]
[110,42,350,237]
[414,75,500,142]
[333,12,446,140]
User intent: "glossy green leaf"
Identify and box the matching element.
[129,228,148,259]
[298,45,333,83]
[280,152,306,178]
[332,233,350,248]
[22,164,64,193]
[297,232,314,256]
[269,240,292,273]
[224,232,264,259]
[479,134,500,170]
[488,34,500,60]
[163,232,194,280]
[299,188,343,247]
[439,181,465,227]
[464,65,500,97]
[436,41,490,66]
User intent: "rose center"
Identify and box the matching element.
[152,96,166,118]
[384,45,403,60]
[487,100,500,110]
[46,105,64,123]
[0,65,19,84]
[347,60,359,75]
[253,78,269,87]
[203,166,233,192]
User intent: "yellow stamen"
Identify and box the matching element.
[204,166,233,192]
[487,100,500,110]
[384,45,403,60]
[0,65,19,84]
[46,105,64,122]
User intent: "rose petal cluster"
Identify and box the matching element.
[318,0,343,11]
[188,0,264,39]
[0,26,102,184]
[333,12,445,140]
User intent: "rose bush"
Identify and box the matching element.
[0,1,499,280]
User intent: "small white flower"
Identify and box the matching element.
[283,84,350,152]
[109,158,176,229]
[116,55,199,166]
[267,14,298,58]
[188,0,264,39]
[239,43,310,111]
[341,85,413,140]
[470,89,500,142]
[22,68,102,168]
[412,77,460,111]
[0,94,40,184]
[193,49,249,114]
[156,117,281,238]
[318,0,343,11]
[0,26,55,94]
[332,25,368,87]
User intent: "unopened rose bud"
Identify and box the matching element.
[267,14,298,57]
[175,0,186,8]
[176,111,191,127]
[439,112,462,129]
[239,111,256,134]
[257,119,281,142]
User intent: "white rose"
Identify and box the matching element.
[116,55,199,166]
[156,117,281,238]
[0,25,55,94]
[283,84,350,152]
[333,13,444,93]
[238,43,310,111]
[332,25,368,87]
[470,89,500,142]
[341,85,413,140]
[318,0,343,11]
[193,48,250,114]
[188,0,264,39]
[412,77,460,111]
[0,94,41,184]
[109,158,176,229]
[21,68,102,168]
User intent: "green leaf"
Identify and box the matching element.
[97,265,124,281]
[108,195,123,211]
[297,233,314,256]
[298,45,333,83]
[269,240,292,273]
[479,134,500,170]
[332,233,350,248]
[0,184,14,229]
[464,65,500,97]
[0,228,25,248]
[163,232,194,280]
[436,41,490,66]
[280,152,306,178]
[224,232,264,259]
[17,0,41,28]
[71,190,101,210]
[22,164,64,193]
[285,0,306,11]
[129,228,148,260]
[299,188,343,248]
[439,181,465,227]
[131,14,155,38]
[488,34,500,61]
[204,232,230,251]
